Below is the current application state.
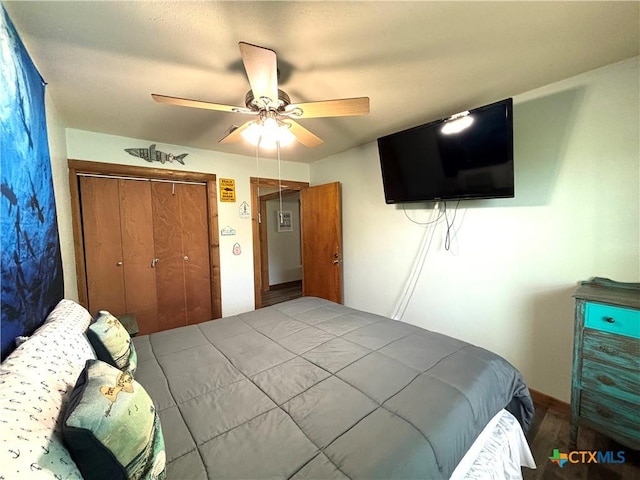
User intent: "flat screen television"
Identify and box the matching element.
[377,98,514,203]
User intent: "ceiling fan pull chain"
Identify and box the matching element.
[255,138,261,192]
[277,140,283,220]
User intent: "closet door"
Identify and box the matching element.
[80,175,213,333]
[152,182,188,331]
[80,176,126,315]
[119,180,158,335]
[181,183,212,324]
[151,182,212,329]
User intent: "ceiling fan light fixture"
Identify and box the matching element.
[155,43,369,149]
[241,117,295,149]
[441,111,473,135]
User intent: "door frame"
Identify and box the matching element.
[68,159,222,319]
[258,188,301,292]
[250,177,309,309]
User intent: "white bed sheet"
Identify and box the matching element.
[450,409,536,480]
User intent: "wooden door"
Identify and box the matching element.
[300,182,343,303]
[152,182,188,331]
[152,182,212,330]
[80,176,126,315]
[118,180,158,335]
[180,183,212,324]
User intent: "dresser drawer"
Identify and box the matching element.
[581,358,639,405]
[582,329,640,371]
[579,390,639,445]
[585,302,640,339]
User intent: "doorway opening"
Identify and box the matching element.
[251,177,309,309]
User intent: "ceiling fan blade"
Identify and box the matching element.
[219,121,252,144]
[285,97,370,119]
[152,94,254,114]
[239,42,279,107]
[285,120,324,147]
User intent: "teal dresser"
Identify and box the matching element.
[571,278,640,449]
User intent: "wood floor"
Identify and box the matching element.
[524,401,639,479]
[261,280,303,307]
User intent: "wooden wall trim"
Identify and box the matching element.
[68,159,222,319]
[259,188,299,202]
[68,159,216,182]
[206,180,222,319]
[529,388,571,417]
[68,165,88,307]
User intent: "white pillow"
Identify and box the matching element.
[44,298,93,332]
[0,300,95,479]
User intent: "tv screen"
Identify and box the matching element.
[377,98,514,203]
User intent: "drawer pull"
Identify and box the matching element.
[596,375,616,386]
[595,405,614,419]
[603,316,615,324]
[597,345,617,355]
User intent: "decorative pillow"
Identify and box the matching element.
[0,300,96,479]
[62,360,166,480]
[87,311,137,375]
[44,298,94,332]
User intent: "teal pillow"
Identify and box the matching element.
[87,311,137,375]
[62,360,166,480]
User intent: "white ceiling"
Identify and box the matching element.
[4,1,639,164]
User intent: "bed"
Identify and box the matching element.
[0,297,535,479]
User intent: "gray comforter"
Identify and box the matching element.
[133,297,533,479]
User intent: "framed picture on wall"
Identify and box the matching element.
[277,210,292,232]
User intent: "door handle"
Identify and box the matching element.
[151,258,160,268]
[116,261,123,267]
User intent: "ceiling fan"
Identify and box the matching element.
[152,42,370,149]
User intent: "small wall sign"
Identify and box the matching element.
[220,226,237,236]
[232,243,242,255]
[219,178,236,202]
[239,201,250,219]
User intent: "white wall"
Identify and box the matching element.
[45,92,78,301]
[64,129,309,316]
[310,57,640,403]
[266,194,302,285]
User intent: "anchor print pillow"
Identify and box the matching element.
[62,360,166,480]
[0,299,96,478]
[87,311,137,375]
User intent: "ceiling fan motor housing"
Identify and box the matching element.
[245,89,291,111]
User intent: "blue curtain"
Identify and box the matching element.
[1,6,64,360]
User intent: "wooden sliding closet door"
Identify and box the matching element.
[80,176,126,315]
[80,173,213,334]
[80,177,159,334]
[152,182,211,331]
[152,182,188,331]
[119,180,158,335]
[180,183,212,325]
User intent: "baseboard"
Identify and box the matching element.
[529,388,571,417]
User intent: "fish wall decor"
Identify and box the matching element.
[125,144,188,165]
